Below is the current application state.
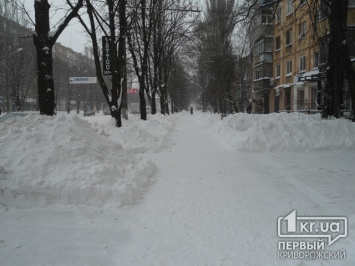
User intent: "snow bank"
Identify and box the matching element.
[0,114,157,210]
[85,113,176,153]
[200,112,355,152]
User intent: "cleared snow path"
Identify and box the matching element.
[1,113,354,265]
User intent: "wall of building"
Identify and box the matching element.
[271,0,324,113]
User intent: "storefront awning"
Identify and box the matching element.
[275,83,292,90]
[296,69,324,82]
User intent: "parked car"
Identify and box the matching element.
[0,112,30,123]
[343,110,354,120]
[84,110,95,116]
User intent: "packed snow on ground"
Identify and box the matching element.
[0,111,355,266]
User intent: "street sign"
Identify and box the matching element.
[69,77,97,84]
[102,36,112,76]
[127,88,138,94]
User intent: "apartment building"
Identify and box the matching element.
[249,0,275,114]
[271,0,324,113]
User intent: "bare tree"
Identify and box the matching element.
[18,0,84,115]
[73,0,126,127]
[126,0,155,120]
[126,0,199,118]
[196,0,238,114]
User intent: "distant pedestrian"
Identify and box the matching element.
[0,107,2,115]
[247,103,252,114]
[190,107,193,115]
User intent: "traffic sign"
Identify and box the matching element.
[69,77,97,84]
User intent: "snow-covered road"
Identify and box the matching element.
[1,113,354,265]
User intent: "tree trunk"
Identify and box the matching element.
[34,0,83,116]
[151,91,157,114]
[121,40,128,120]
[139,78,147,120]
[323,0,348,119]
[34,0,55,115]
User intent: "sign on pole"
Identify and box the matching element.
[69,77,97,84]
[102,36,112,76]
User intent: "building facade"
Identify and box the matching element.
[250,0,355,115]
[271,0,323,113]
[249,0,275,114]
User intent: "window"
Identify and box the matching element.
[264,67,272,78]
[299,0,306,7]
[276,7,281,23]
[261,9,273,24]
[286,30,293,46]
[299,22,306,40]
[255,40,264,55]
[276,64,281,78]
[261,15,271,24]
[286,60,292,76]
[255,68,262,80]
[275,36,281,50]
[299,56,306,72]
[287,0,293,15]
[314,51,319,68]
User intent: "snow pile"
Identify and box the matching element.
[0,114,156,210]
[200,112,355,152]
[86,113,177,153]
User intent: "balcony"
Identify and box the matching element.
[253,78,272,89]
[250,24,274,41]
[254,53,273,65]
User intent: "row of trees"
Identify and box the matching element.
[11,0,354,123]
[78,0,199,126]
[194,0,253,114]
[52,53,106,114]
[14,0,199,127]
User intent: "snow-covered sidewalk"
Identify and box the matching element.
[0,112,355,265]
